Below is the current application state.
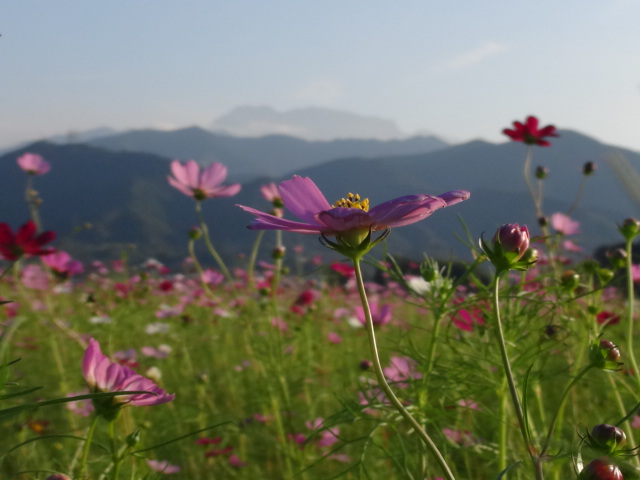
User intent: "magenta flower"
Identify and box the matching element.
[238,176,469,245]
[82,338,175,415]
[503,115,559,147]
[146,459,181,474]
[17,153,51,175]
[383,356,422,388]
[42,250,84,278]
[0,220,56,261]
[168,159,241,201]
[551,212,581,236]
[355,301,392,327]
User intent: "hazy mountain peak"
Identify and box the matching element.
[210,105,405,141]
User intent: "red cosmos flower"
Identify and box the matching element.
[503,115,559,146]
[0,220,56,261]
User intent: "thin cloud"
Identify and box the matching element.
[443,42,510,69]
[293,80,345,105]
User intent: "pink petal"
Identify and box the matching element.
[200,162,227,189]
[279,176,332,224]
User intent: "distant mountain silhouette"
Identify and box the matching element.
[210,106,406,140]
[87,126,449,182]
[1,130,639,268]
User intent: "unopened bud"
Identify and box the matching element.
[535,165,549,179]
[538,216,549,227]
[578,458,623,480]
[272,245,286,260]
[607,248,627,270]
[619,218,640,241]
[126,429,141,447]
[583,161,597,176]
[188,226,202,240]
[591,424,627,453]
[590,338,623,371]
[560,270,580,290]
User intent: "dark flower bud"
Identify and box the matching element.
[359,359,373,371]
[480,224,536,273]
[619,218,640,241]
[272,245,286,260]
[607,249,628,270]
[188,226,202,240]
[591,424,627,453]
[561,270,580,290]
[583,161,597,176]
[579,458,623,480]
[493,224,530,259]
[126,429,141,447]
[535,165,549,179]
[590,338,623,371]
[538,216,549,227]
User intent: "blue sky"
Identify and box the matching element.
[3,1,640,150]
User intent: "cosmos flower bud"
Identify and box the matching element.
[589,338,623,371]
[272,245,286,260]
[188,226,202,240]
[480,223,535,273]
[535,165,549,179]
[619,218,640,241]
[560,270,580,291]
[590,424,627,453]
[578,458,623,480]
[126,429,142,447]
[583,161,597,176]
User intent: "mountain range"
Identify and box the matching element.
[1,128,639,270]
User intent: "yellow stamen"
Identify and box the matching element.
[333,192,369,211]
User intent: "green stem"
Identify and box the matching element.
[624,236,640,392]
[523,146,543,220]
[492,271,544,480]
[77,414,99,477]
[246,230,265,290]
[270,230,284,299]
[195,201,234,284]
[188,238,216,298]
[539,365,592,456]
[352,258,456,480]
[498,380,508,472]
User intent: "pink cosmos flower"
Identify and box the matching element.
[42,251,84,277]
[260,182,282,205]
[503,116,559,147]
[238,175,469,237]
[146,459,181,474]
[383,356,422,388]
[0,220,56,261]
[17,153,51,175]
[82,338,175,409]
[21,264,50,290]
[551,212,581,236]
[355,301,392,327]
[168,159,241,200]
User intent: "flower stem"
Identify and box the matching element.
[352,257,456,480]
[539,365,592,456]
[77,414,99,477]
[523,146,543,220]
[492,271,544,479]
[195,201,234,284]
[624,236,640,392]
[246,230,265,290]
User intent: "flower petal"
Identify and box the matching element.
[316,208,374,232]
[237,205,323,233]
[368,195,448,228]
[279,176,332,223]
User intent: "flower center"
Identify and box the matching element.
[333,192,369,211]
